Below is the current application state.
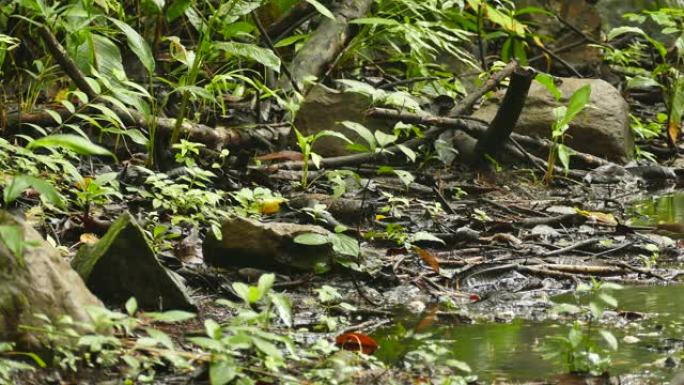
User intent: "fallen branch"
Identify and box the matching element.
[282,0,373,92]
[276,61,520,170]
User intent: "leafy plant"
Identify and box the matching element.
[535,74,591,184]
[293,128,351,189]
[544,280,622,375]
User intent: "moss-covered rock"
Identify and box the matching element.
[72,212,195,310]
[203,216,334,271]
[0,211,103,349]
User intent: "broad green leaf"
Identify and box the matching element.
[209,361,236,385]
[341,121,375,151]
[257,273,275,298]
[204,319,222,339]
[410,231,445,245]
[166,0,191,21]
[215,42,281,73]
[145,310,196,323]
[329,233,359,257]
[294,232,329,245]
[350,17,401,26]
[304,0,334,20]
[0,225,24,260]
[394,169,415,187]
[269,293,292,327]
[315,130,352,144]
[563,84,591,125]
[535,73,561,101]
[125,297,138,316]
[3,174,65,208]
[557,144,573,172]
[28,134,116,159]
[252,337,282,359]
[397,144,416,162]
[274,34,308,48]
[600,329,619,351]
[232,282,251,304]
[375,130,398,148]
[109,18,155,73]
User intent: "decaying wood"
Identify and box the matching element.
[472,67,534,164]
[282,0,373,92]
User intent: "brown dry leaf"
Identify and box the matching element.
[668,121,680,145]
[414,246,440,274]
[414,303,439,333]
[80,233,99,244]
[256,151,304,162]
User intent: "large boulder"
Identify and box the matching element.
[72,212,195,310]
[0,211,103,348]
[472,77,634,163]
[204,216,334,271]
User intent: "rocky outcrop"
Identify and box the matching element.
[72,212,195,310]
[472,77,634,163]
[0,211,103,348]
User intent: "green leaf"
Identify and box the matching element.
[252,337,282,359]
[3,174,65,208]
[294,232,330,245]
[557,144,573,172]
[0,225,24,260]
[374,130,398,148]
[329,233,359,257]
[535,73,561,101]
[269,293,292,327]
[304,0,335,20]
[410,231,445,245]
[145,310,196,323]
[209,361,236,385]
[599,329,618,351]
[28,134,116,159]
[257,273,275,298]
[393,169,415,187]
[563,85,591,125]
[397,144,416,162]
[232,282,251,304]
[215,42,281,73]
[350,17,400,26]
[166,0,191,21]
[125,297,138,316]
[204,319,222,339]
[341,121,375,151]
[109,18,155,73]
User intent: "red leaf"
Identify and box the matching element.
[256,150,304,162]
[469,293,481,302]
[335,332,379,355]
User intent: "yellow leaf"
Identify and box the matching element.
[80,233,99,244]
[260,198,284,214]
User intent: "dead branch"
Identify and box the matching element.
[472,67,534,164]
[282,0,373,92]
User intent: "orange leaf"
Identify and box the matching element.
[668,121,680,145]
[335,332,379,355]
[414,246,440,274]
[414,303,439,333]
[256,151,304,162]
[80,233,100,244]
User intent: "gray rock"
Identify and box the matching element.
[292,84,394,156]
[204,216,334,271]
[472,77,634,163]
[0,211,103,348]
[72,212,195,310]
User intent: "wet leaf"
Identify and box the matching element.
[335,332,379,354]
[599,329,618,351]
[414,246,440,274]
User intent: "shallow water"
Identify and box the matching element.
[374,285,684,383]
[627,192,684,228]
